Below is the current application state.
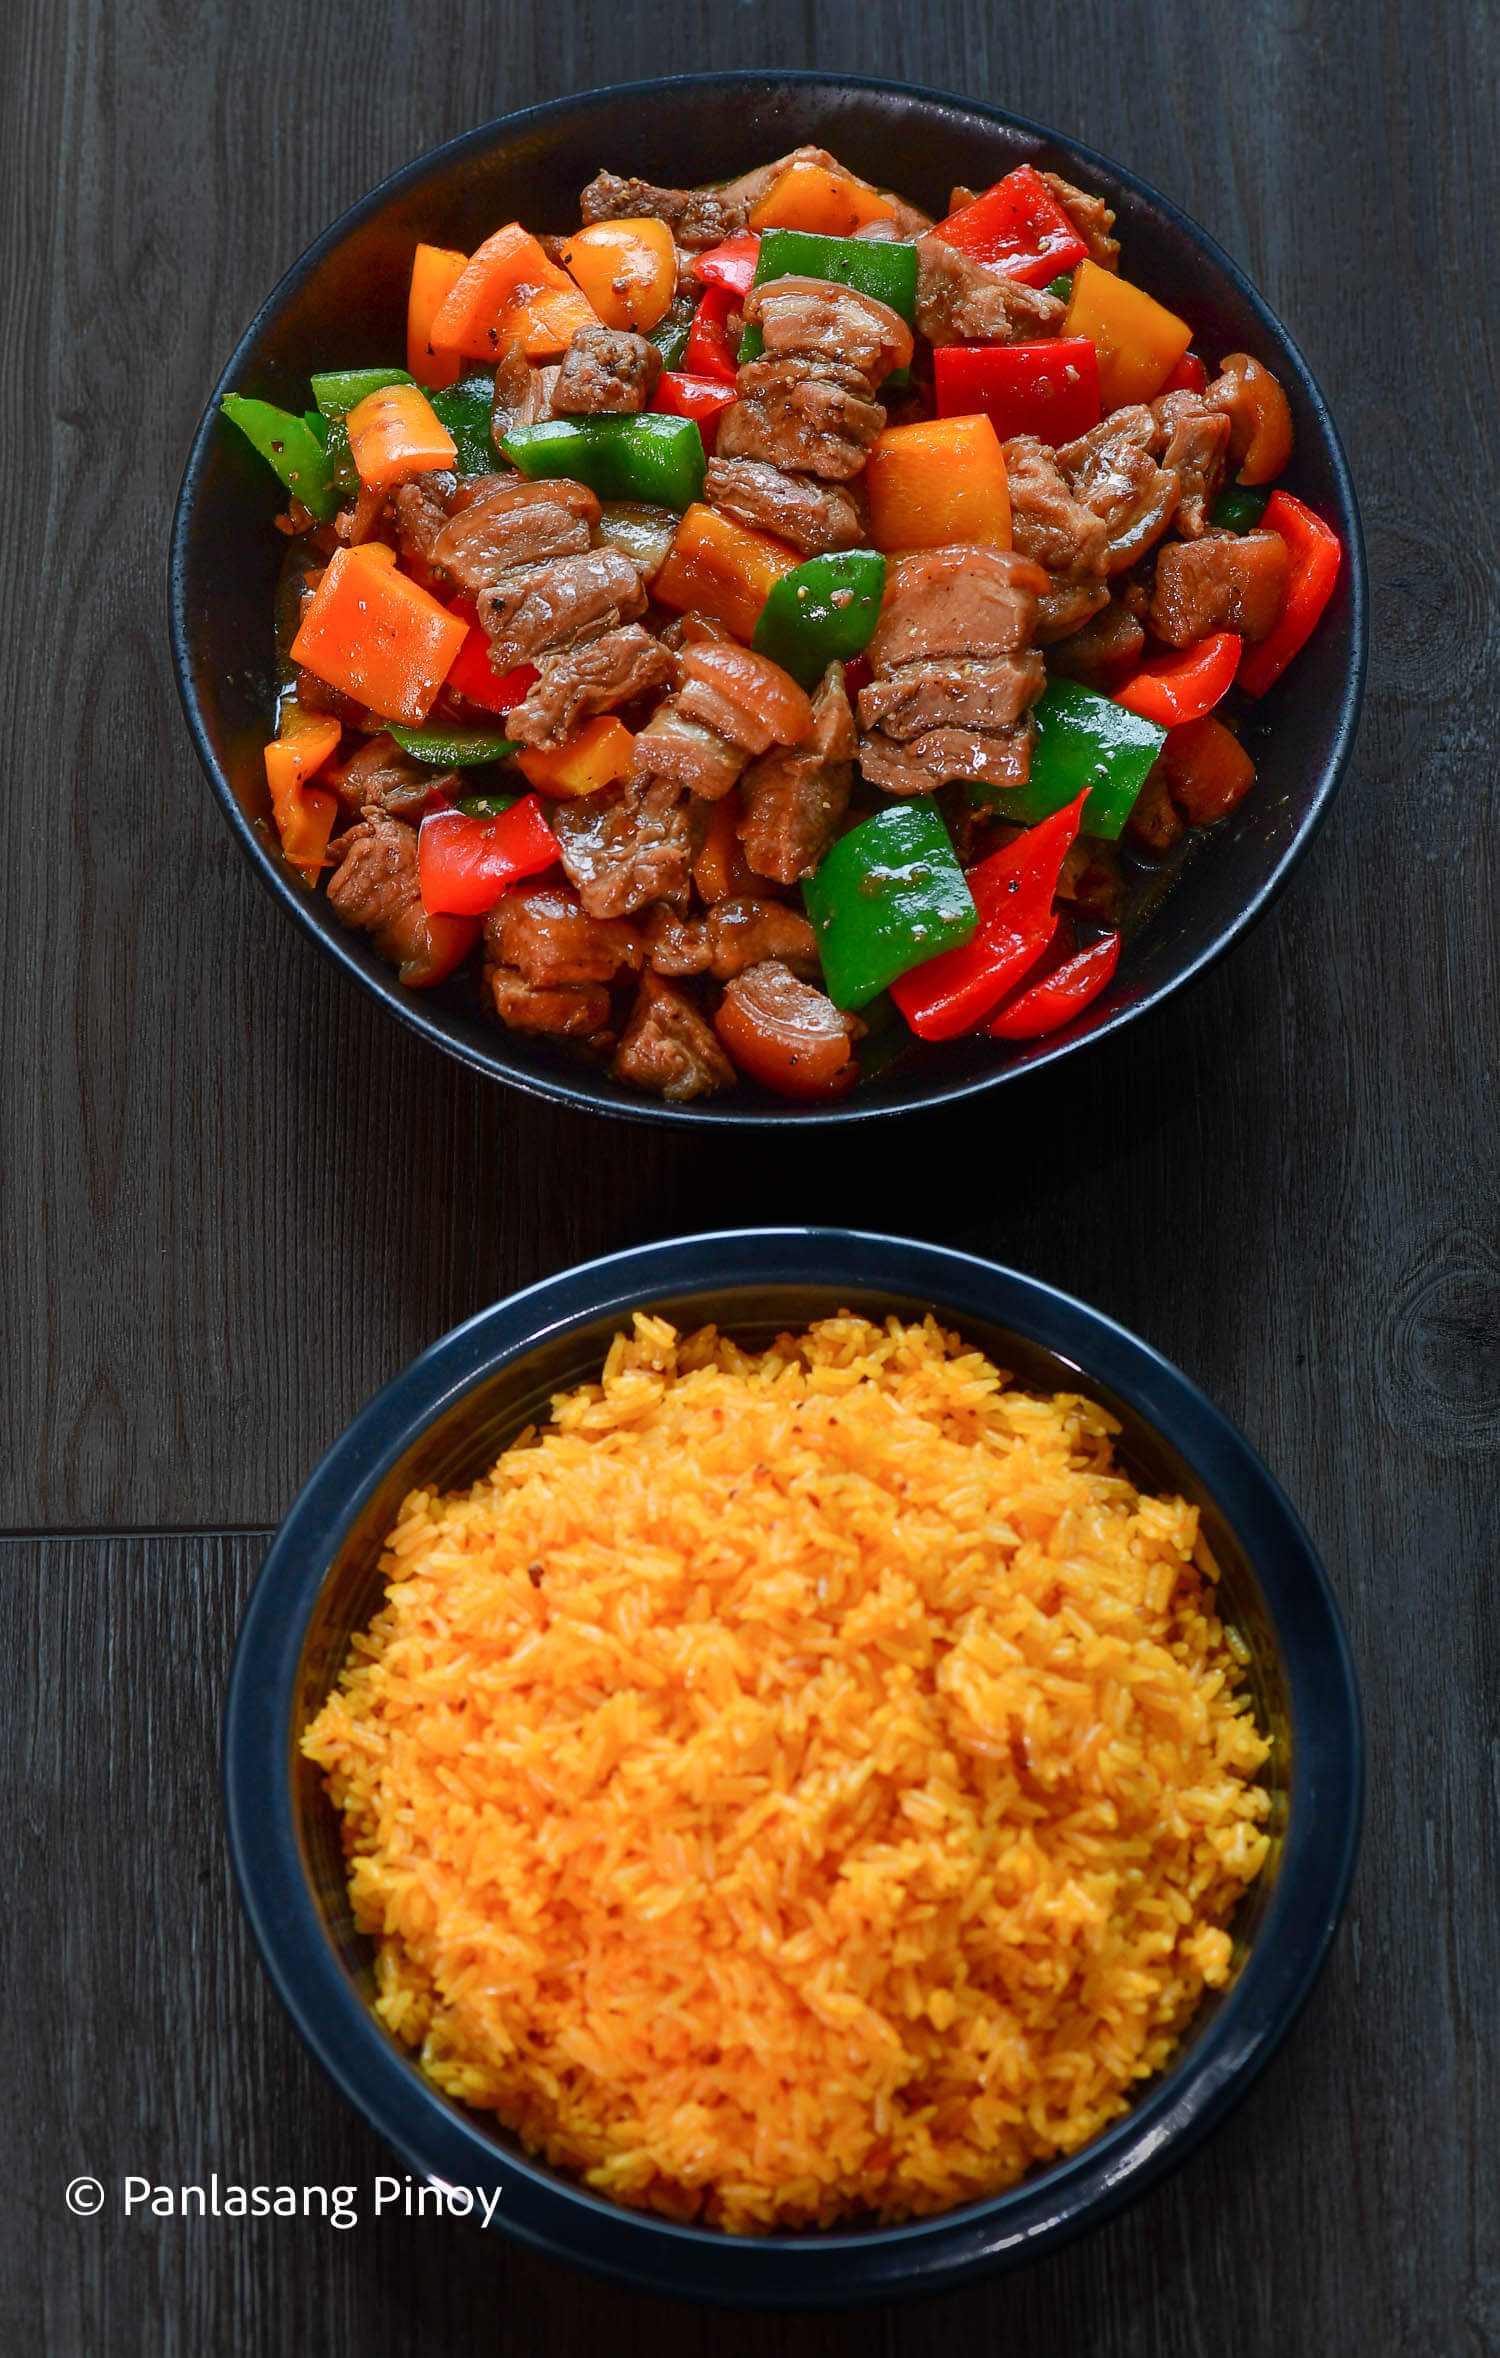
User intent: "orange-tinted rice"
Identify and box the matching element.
[303,1313,1271,2231]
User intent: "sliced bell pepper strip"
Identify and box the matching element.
[1210,484,1271,534]
[220,395,339,525]
[977,677,1166,838]
[751,549,886,688]
[501,414,707,510]
[429,223,597,363]
[1063,260,1193,410]
[345,382,457,495]
[514,716,636,797]
[1158,714,1256,824]
[683,284,741,385]
[864,415,1012,555]
[647,298,695,369]
[933,167,1089,288]
[933,340,1100,445]
[889,793,1087,1040]
[399,910,481,989]
[388,723,520,765]
[988,926,1121,1040]
[690,230,761,299]
[803,803,976,1012]
[747,160,895,238]
[263,708,341,878]
[429,374,503,475]
[559,218,677,333]
[1162,350,1209,396]
[652,502,800,641]
[1113,630,1241,728]
[442,598,539,714]
[713,960,857,1098]
[1236,491,1341,697]
[692,792,755,903]
[650,371,737,449]
[309,367,413,420]
[290,544,469,725]
[406,244,469,388]
[417,794,560,917]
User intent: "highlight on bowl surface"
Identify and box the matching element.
[303,1308,1273,2231]
[225,141,1341,1105]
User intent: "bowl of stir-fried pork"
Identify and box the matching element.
[171,73,1366,1122]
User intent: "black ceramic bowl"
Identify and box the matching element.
[224,1229,1361,2307]
[171,73,1367,1130]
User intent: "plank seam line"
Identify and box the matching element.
[0,1526,279,1543]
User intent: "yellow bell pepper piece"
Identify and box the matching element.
[864,415,1012,555]
[1063,259,1193,410]
[515,716,636,797]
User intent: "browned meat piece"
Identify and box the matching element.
[1056,407,1181,574]
[296,668,368,729]
[325,811,433,971]
[492,337,559,437]
[704,896,819,979]
[737,662,857,885]
[715,359,885,481]
[1003,436,1110,574]
[1046,592,1147,684]
[1039,171,1120,271]
[431,477,600,597]
[1056,838,1123,924]
[703,457,864,554]
[859,723,1033,794]
[1151,391,1231,538]
[915,234,1065,344]
[1148,532,1291,646]
[675,643,814,757]
[1127,763,1185,855]
[484,883,643,985]
[554,777,700,917]
[477,547,647,669]
[507,624,676,749]
[866,547,1049,671]
[858,652,1047,739]
[659,612,736,650]
[643,905,713,975]
[580,169,742,248]
[329,732,447,822]
[390,471,458,568]
[552,322,663,416]
[1034,581,1111,643]
[611,970,737,1100]
[631,703,748,800]
[1205,354,1294,482]
[488,967,613,1037]
[743,277,913,386]
[947,184,980,214]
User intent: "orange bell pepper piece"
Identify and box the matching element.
[559,219,677,333]
[747,160,896,238]
[514,716,637,797]
[652,502,800,641]
[428,222,598,362]
[290,544,469,725]
[346,382,457,496]
[1063,260,1193,410]
[692,792,755,903]
[263,708,341,878]
[406,243,468,388]
[1235,491,1341,698]
[864,415,1012,555]
[1157,714,1257,823]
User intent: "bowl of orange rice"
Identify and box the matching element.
[224,1229,1360,2305]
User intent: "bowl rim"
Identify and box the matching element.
[223,1226,1363,2306]
[169,70,1369,1132]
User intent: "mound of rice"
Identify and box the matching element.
[303,1313,1271,2232]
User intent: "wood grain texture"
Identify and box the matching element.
[3,1535,1496,2356]
[3,0,1499,2344]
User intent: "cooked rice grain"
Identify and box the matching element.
[303,1313,1271,2231]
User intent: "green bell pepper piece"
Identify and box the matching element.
[220,394,339,524]
[501,415,706,510]
[457,792,523,815]
[429,373,503,474]
[309,366,413,419]
[752,551,886,689]
[803,804,976,1011]
[1045,272,1074,303]
[648,294,696,369]
[1210,483,1271,534]
[976,678,1166,840]
[741,229,919,370]
[388,725,520,766]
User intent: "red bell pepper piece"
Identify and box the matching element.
[442,597,539,714]
[1161,351,1208,396]
[651,371,737,450]
[889,791,1087,1039]
[842,653,873,701]
[1113,630,1242,727]
[683,285,740,386]
[398,910,482,990]
[417,794,560,916]
[932,165,1089,289]
[933,339,1101,444]
[988,928,1121,1040]
[1236,491,1342,697]
[690,230,761,299]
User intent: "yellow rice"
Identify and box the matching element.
[303,1313,1271,2232]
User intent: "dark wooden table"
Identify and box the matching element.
[5,0,1495,2349]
